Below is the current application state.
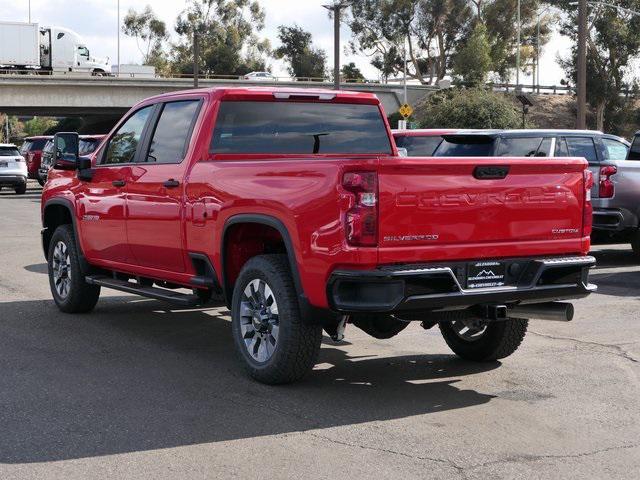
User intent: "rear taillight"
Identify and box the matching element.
[599,165,617,198]
[343,171,378,246]
[583,169,594,236]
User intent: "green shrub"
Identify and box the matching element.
[416,88,532,129]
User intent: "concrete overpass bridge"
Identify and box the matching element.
[0,75,438,118]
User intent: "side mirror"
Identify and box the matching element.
[629,132,640,161]
[53,132,79,170]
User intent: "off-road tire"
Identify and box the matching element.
[14,183,27,194]
[231,254,322,384]
[47,224,100,313]
[439,318,528,361]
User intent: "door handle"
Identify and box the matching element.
[112,180,126,187]
[163,179,180,188]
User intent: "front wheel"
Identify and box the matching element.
[47,225,101,313]
[37,177,45,187]
[14,183,27,194]
[231,255,322,384]
[439,317,528,362]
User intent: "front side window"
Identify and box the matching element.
[394,135,443,156]
[144,100,200,164]
[565,137,598,163]
[78,46,89,57]
[211,101,392,155]
[79,139,101,155]
[20,141,32,154]
[497,137,548,157]
[103,106,153,165]
[602,138,629,161]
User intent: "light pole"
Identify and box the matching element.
[516,0,521,86]
[117,0,120,77]
[28,0,31,23]
[323,2,351,90]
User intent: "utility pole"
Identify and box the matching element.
[516,0,521,86]
[577,0,587,129]
[117,0,120,77]
[323,2,351,90]
[193,30,200,88]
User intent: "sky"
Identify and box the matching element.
[1,0,571,85]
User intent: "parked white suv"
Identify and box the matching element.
[0,144,28,194]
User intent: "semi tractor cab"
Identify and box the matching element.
[0,22,110,74]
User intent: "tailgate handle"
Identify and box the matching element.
[474,165,510,180]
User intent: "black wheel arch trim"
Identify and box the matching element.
[221,213,336,326]
[42,198,90,273]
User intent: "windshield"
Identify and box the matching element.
[0,147,21,156]
[211,101,392,155]
[394,135,443,156]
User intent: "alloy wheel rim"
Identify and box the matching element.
[239,279,280,363]
[52,241,72,299]
[450,318,488,342]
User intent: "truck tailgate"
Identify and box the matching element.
[377,156,587,263]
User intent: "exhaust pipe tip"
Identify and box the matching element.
[509,302,574,322]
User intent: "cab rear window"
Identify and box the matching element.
[210,101,392,155]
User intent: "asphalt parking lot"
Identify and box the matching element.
[0,181,638,479]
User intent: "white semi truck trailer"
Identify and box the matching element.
[0,22,110,74]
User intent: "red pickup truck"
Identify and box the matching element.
[41,87,596,384]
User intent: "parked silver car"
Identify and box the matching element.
[0,143,28,194]
[592,131,640,255]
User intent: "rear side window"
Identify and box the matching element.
[103,106,153,165]
[565,137,598,163]
[0,147,21,156]
[602,138,629,161]
[144,100,201,164]
[211,101,392,155]
[497,137,551,157]
[394,135,443,156]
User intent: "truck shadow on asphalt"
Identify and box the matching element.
[0,296,498,463]
[589,249,640,297]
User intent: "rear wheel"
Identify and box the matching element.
[14,183,26,194]
[37,177,45,187]
[439,317,528,361]
[47,225,101,313]
[231,255,322,384]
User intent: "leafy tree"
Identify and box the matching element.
[23,117,58,137]
[416,88,530,129]
[171,0,271,77]
[274,25,327,80]
[122,5,168,71]
[348,0,551,84]
[341,62,366,82]
[348,0,473,84]
[554,0,640,132]
[453,22,492,86]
